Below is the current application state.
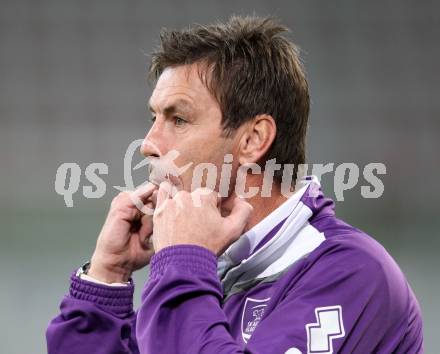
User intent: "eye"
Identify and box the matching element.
[174,116,187,126]
[150,115,156,123]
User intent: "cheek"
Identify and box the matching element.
[170,151,197,191]
[175,154,217,192]
[187,156,235,193]
[171,134,234,191]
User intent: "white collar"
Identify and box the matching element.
[219,176,326,292]
[218,179,311,276]
[244,183,309,254]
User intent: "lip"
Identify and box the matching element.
[148,166,183,190]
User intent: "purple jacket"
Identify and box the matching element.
[46,182,423,353]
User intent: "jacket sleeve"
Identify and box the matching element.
[136,245,245,354]
[135,243,418,354]
[46,272,139,354]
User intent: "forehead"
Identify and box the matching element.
[149,64,216,110]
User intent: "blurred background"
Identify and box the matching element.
[0,0,438,353]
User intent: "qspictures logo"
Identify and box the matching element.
[54,138,386,211]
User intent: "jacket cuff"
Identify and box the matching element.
[69,271,135,315]
[150,245,218,280]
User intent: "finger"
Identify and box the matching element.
[166,173,184,192]
[126,183,157,216]
[131,182,157,204]
[191,187,219,208]
[138,214,153,243]
[150,190,158,207]
[110,192,143,221]
[156,181,173,210]
[172,190,188,209]
[224,197,253,240]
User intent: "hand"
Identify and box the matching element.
[88,183,158,283]
[152,182,253,256]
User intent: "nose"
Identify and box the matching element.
[140,126,162,158]
[141,138,162,159]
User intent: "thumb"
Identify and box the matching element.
[224,197,253,241]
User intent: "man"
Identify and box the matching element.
[46,16,423,353]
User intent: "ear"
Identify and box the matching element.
[237,114,276,165]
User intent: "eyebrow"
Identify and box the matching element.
[148,98,194,116]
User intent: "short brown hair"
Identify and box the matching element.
[149,15,309,183]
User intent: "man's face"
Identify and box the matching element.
[141,64,238,194]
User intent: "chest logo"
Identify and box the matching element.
[241,297,271,343]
